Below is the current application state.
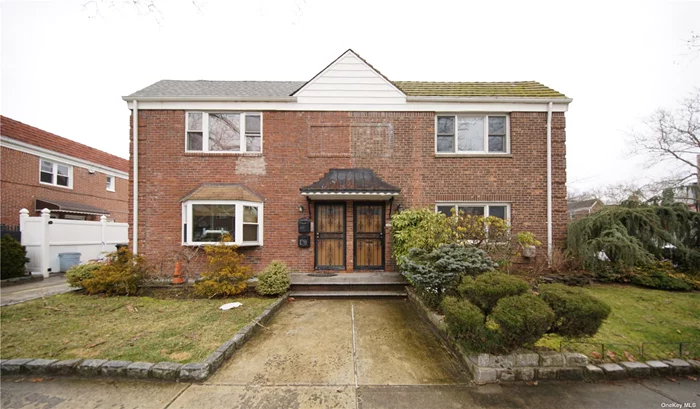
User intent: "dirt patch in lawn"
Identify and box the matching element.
[0,293,277,364]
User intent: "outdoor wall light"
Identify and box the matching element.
[298,205,304,213]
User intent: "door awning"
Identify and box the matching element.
[300,168,400,200]
[35,199,109,216]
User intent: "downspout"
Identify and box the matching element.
[132,100,139,255]
[546,102,553,265]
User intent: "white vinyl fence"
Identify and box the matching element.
[19,208,129,277]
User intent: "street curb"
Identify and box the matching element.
[405,286,699,384]
[0,293,289,382]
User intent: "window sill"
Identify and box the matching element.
[434,153,512,158]
[39,181,73,190]
[184,152,263,157]
[181,242,262,247]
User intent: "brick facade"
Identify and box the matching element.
[130,110,567,274]
[1,117,129,226]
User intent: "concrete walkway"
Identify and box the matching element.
[0,275,76,306]
[2,299,699,408]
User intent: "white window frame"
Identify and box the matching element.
[39,159,73,189]
[435,202,511,222]
[181,200,264,246]
[435,114,510,155]
[106,175,115,192]
[185,112,263,153]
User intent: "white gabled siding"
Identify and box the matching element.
[295,52,407,105]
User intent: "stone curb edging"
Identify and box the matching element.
[405,287,700,384]
[0,293,289,382]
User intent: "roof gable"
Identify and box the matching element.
[292,49,406,104]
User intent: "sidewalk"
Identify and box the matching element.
[0,275,77,306]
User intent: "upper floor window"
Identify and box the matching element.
[436,115,508,154]
[436,203,510,221]
[40,159,72,188]
[186,112,262,153]
[106,175,115,192]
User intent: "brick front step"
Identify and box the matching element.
[289,290,407,298]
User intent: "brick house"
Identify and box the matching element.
[0,116,129,226]
[567,198,604,222]
[124,50,570,273]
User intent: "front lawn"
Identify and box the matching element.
[1,293,276,363]
[537,284,700,360]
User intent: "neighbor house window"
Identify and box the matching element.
[106,176,115,192]
[40,159,72,188]
[436,203,510,221]
[182,200,263,246]
[436,115,508,154]
[186,112,262,153]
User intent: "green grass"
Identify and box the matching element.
[1,293,276,363]
[536,284,700,360]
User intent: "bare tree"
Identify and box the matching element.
[630,89,700,189]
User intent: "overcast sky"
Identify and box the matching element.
[2,0,699,193]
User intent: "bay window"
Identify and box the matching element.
[182,200,263,246]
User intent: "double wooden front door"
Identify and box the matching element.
[314,202,385,270]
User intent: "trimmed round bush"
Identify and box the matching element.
[458,272,529,314]
[441,296,486,347]
[1,235,29,280]
[66,263,100,288]
[491,294,554,349]
[256,260,291,296]
[539,284,611,337]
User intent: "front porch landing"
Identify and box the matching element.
[289,272,408,298]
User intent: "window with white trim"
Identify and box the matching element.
[436,115,508,154]
[106,175,115,192]
[40,159,72,188]
[436,203,510,221]
[186,112,262,153]
[182,200,263,246]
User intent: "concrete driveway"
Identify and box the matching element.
[2,299,699,408]
[0,275,76,307]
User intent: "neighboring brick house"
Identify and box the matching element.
[567,198,604,221]
[124,50,570,273]
[0,116,129,226]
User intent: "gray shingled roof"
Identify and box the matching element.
[127,80,305,98]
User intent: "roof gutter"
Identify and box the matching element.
[122,96,297,102]
[406,96,573,104]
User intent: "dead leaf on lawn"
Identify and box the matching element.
[676,329,681,334]
[605,350,618,362]
[126,303,138,313]
[624,351,636,362]
[687,375,697,381]
[63,339,70,344]
[591,351,602,360]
